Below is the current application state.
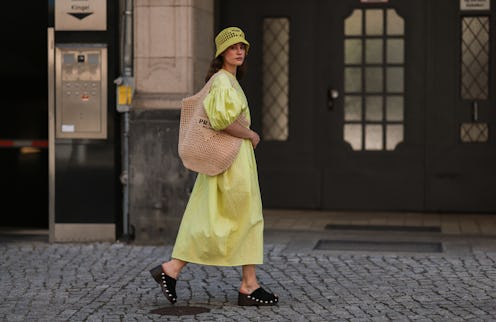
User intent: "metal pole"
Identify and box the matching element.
[119,0,133,240]
[122,111,130,239]
[48,27,55,243]
[123,0,133,78]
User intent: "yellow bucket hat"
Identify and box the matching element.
[215,27,250,58]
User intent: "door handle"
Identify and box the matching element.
[327,88,339,110]
[472,100,478,121]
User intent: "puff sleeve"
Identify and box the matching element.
[203,73,244,131]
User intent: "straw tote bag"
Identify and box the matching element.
[178,72,250,176]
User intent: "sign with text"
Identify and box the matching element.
[55,0,106,30]
[460,0,490,10]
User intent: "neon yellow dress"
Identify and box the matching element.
[171,69,264,266]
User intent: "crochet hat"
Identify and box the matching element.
[215,27,250,58]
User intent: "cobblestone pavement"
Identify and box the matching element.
[1,234,496,321]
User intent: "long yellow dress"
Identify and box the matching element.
[171,69,264,266]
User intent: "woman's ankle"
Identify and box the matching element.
[161,261,180,279]
[162,259,187,279]
[239,283,260,294]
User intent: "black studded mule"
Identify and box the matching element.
[149,265,177,304]
[238,287,279,306]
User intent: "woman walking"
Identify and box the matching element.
[150,26,279,307]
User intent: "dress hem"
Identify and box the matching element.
[171,255,263,267]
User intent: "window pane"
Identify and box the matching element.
[386,96,404,121]
[387,9,404,35]
[344,124,362,150]
[365,124,383,150]
[345,10,362,36]
[345,67,362,92]
[365,67,383,92]
[262,18,289,141]
[387,67,403,92]
[387,39,404,64]
[345,39,362,64]
[366,39,383,64]
[366,10,383,35]
[344,96,362,121]
[386,125,403,150]
[365,96,383,121]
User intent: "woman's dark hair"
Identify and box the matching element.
[204,56,247,83]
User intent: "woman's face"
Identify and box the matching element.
[222,43,246,68]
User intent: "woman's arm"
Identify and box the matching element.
[223,119,260,149]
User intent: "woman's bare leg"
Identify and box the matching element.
[162,259,187,279]
[239,265,261,294]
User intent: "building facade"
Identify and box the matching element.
[130,0,496,243]
[1,0,495,243]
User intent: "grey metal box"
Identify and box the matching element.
[55,44,107,139]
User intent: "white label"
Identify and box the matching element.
[55,0,106,30]
[62,124,75,132]
[460,0,490,10]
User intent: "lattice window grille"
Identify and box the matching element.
[460,123,489,143]
[262,18,290,141]
[461,17,490,100]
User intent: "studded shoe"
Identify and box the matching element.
[149,265,177,304]
[238,287,279,306]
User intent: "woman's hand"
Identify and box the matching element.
[249,130,260,149]
[223,119,261,149]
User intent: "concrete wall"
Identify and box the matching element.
[129,109,196,244]
[130,0,214,244]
